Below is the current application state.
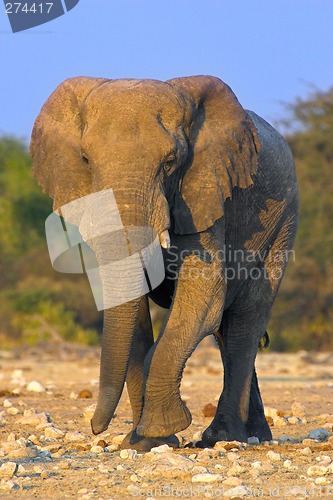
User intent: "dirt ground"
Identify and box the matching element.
[0,339,333,499]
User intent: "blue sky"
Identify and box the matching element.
[0,0,332,142]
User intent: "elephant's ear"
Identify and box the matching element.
[167,76,260,234]
[30,77,108,210]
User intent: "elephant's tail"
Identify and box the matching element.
[258,331,270,350]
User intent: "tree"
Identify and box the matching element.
[0,137,102,346]
[269,87,333,351]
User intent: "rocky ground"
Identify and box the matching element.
[0,339,333,499]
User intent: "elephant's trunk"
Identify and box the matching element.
[91,299,140,435]
[76,185,169,434]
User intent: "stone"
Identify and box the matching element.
[298,447,312,456]
[287,416,302,425]
[283,459,292,468]
[266,451,281,461]
[148,452,194,470]
[127,484,139,495]
[33,465,44,474]
[82,404,96,421]
[0,479,20,491]
[44,427,64,439]
[7,407,19,416]
[307,465,328,476]
[27,435,39,445]
[7,445,38,460]
[130,474,139,482]
[3,399,12,408]
[120,448,137,459]
[191,466,207,474]
[58,460,71,469]
[248,436,260,445]
[308,428,329,441]
[215,440,244,450]
[38,450,52,459]
[273,416,288,427]
[90,445,104,454]
[18,411,50,426]
[36,422,53,430]
[227,464,246,476]
[202,403,217,417]
[251,461,262,469]
[192,473,222,483]
[64,431,87,442]
[222,476,242,487]
[264,407,278,419]
[104,445,118,452]
[78,389,93,399]
[316,414,333,425]
[291,401,306,418]
[226,452,240,462]
[278,435,291,444]
[192,430,203,440]
[0,462,17,477]
[17,464,26,474]
[316,456,332,466]
[92,438,108,448]
[111,434,127,446]
[150,444,173,453]
[315,477,330,486]
[26,381,45,392]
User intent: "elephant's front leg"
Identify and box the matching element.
[120,296,179,451]
[137,247,225,438]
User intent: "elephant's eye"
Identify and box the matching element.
[163,153,177,174]
[82,153,90,165]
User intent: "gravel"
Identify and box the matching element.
[0,342,332,498]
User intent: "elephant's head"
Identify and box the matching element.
[31,75,260,238]
[30,75,260,434]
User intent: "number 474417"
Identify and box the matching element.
[6,3,54,14]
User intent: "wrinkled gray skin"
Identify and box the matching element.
[31,76,299,451]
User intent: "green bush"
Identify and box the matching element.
[13,301,99,347]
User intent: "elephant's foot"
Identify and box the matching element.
[137,399,192,438]
[246,415,272,442]
[197,417,247,448]
[120,429,179,451]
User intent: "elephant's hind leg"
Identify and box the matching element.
[208,330,271,443]
[198,284,274,447]
[245,368,272,442]
[199,219,296,447]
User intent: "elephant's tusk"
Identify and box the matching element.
[159,229,170,249]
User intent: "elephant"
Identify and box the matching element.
[30,75,299,450]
